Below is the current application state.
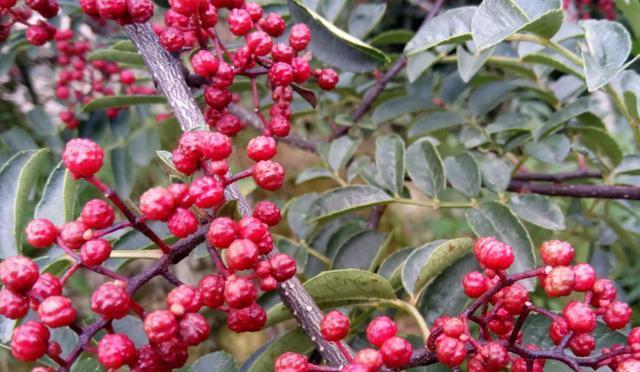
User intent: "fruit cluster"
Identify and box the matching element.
[563,0,617,20]
[0,0,58,45]
[273,237,639,371]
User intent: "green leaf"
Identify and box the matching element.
[82,95,166,112]
[242,329,313,372]
[509,194,566,230]
[401,240,446,296]
[0,149,49,257]
[478,155,513,192]
[266,269,396,326]
[614,155,640,176]
[471,0,563,50]
[295,166,334,184]
[573,127,623,169]
[112,316,148,347]
[70,357,102,372]
[444,153,481,198]
[287,0,390,72]
[377,247,414,289]
[581,19,632,91]
[468,80,520,117]
[328,136,360,172]
[536,97,595,138]
[192,351,238,372]
[405,138,446,198]
[375,134,405,196]
[1,127,37,151]
[287,193,320,239]
[35,162,78,225]
[348,3,386,40]
[466,202,536,287]
[111,146,134,198]
[324,221,366,262]
[333,230,387,270]
[408,111,466,138]
[87,48,145,65]
[111,40,137,52]
[369,29,415,46]
[524,134,571,164]
[406,51,439,83]
[457,45,495,83]
[404,7,476,55]
[413,238,474,297]
[310,185,393,222]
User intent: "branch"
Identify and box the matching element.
[512,170,602,183]
[121,22,350,367]
[508,180,640,200]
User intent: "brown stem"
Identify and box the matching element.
[512,170,601,183]
[508,180,640,200]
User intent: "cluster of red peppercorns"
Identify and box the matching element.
[0,0,58,45]
[563,0,618,20]
[54,30,156,128]
[79,0,153,25]
[275,313,413,371]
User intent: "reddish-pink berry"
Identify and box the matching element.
[462,271,488,298]
[289,23,310,51]
[207,217,237,248]
[366,316,397,347]
[200,131,232,161]
[0,256,39,293]
[25,218,57,248]
[247,135,277,161]
[167,285,202,316]
[62,138,104,177]
[543,266,575,297]
[224,275,256,309]
[228,8,252,35]
[572,263,596,291]
[274,352,308,372]
[269,62,294,86]
[11,321,50,361]
[191,50,219,78]
[81,199,115,229]
[238,217,267,243]
[189,176,224,208]
[320,310,350,341]
[167,208,198,238]
[59,220,88,249]
[98,333,136,369]
[269,253,297,282]
[140,187,175,221]
[226,239,259,271]
[253,200,281,226]
[380,336,413,368]
[604,301,632,330]
[91,282,131,319]
[178,312,210,346]
[563,301,596,333]
[29,273,62,301]
[0,289,29,319]
[198,274,226,308]
[260,12,285,37]
[317,69,339,90]
[81,238,112,266]
[226,303,266,332]
[37,295,76,327]
[144,310,178,343]
[253,160,285,190]
[168,183,194,208]
[540,240,575,267]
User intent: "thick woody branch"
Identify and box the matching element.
[512,170,602,183]
[508,180,640,200]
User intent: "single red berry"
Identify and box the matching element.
[366,316,397,347]
[260,12,285,37]
[227,239,259,271]
[98,333,136,369]
[563,301,596,333]
[25,218,57,248]
[604,301,632,330]
[140,187,176,221]
[243,1,262,20]
[246,31,272,56]
[549,317,570,345]
[572,263,596,291]
[207,160,229,176]
[127,0,154,23]
[91,282,131,319]
[80,238,112,266]
[268,252,297,282]
[247,135,277,161]
[540,240,575,267]
[11,321,50,361]
[291,57,311,83]
[79,0,99,15]
[289,23,310,51]
[167,208,198,238]
[120,69,136,85]
[59,220,88,249]
[320,310,349,341]
[271,43,293,63]
[274,352,308,372]
[224,275,256,309]
[167,183,194,208]
[31,367,56,372]
[204,86,232,109]
[153,337,189,369]
[543,266,575,297]
[442,317,465,338]
[168,0,199,15]
[26,24,52,46]
[211,62,235,89]
[172,148,199,175]
[253,160,285,190]
[478,240,514,271]
[81,199,115,229]
[62,138,104,177]
[0,289,29,319]
[502,283,529,314]
[257,231,274,255]
[207,217,237,248]
[354,348,383,372]
[228,8,252,35]
[0,256,39,293]
[269,115,291,137]
[567,333,596,356]
[259,276,278,291]
[160,27,185,52]
[591,278,617,308]
[628,327,640,345]
[28,273,62,301]
[200,131,232,161]
[253,200,281,226]
[191,50,219,78]
[200,3,217,27]
[238,217,268,243]
[189,176,224,208]
[226,303,266,332]
[315,68,340,91]
[480,342,508,370]
[167,284,202,317]
[462,271,488,298]
[37,295,76,327]
[131,344,169,372]
[198,274,226,308]
[254,260,271,278]
[178,312,210,346]
[380,336,413,369]
[215,113,245,136]
[178,130,204,158]
[269,62,294,86]
[144,310,178,343]
[96,0,127,19]
[435,336,467,367]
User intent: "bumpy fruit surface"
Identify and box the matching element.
[269,253,297,282]
[563,301,596,333]
[462,271,488,298]
[97,333,136,369]
[604,301,632,330]
[540,240,575,267]
[224,275,256,309]
[366,316,397,347]
[81,199,115,229]
[59,220,88,249]
[167,285,202,316]
[91,282,131,319]
[289,23,310,50]
[320,310,350,341]
[274,352,308,372]
[189,176,224,208]
[198,274,226,308]
[226,239,259,271]
[25,218,57,248]
[37,295,77,327]
[253,160,285,190]
[253,200,281,226]
[0,289,29,319]
[226,303,266,332]
[0,256,39,292]
[354,348,384,371]
[178,312,210,346]
[10,321,50,361]
[207,217,237,248]
[139,187,175,221]
[29,273,62,300]
[167,207,198,238]
[81,238,112,266]
[62,139,104,177]
[543,266,575,297]
[131,344,169,372]
[380,336,413,368]
[144,310,178,343]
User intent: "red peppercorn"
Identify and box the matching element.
[271,43,293,63]
[119,69,136,85]
[480,342,509,370]
[257,231,275,255]
[207,217,238,248]
[0,289,29,319]
[269,115,291,137]
[167,285,202,317]
[259,276,278,291]
[253,200,281,226]
[204,86,232,109]
[253,160,285,190]
[591,278,617,308]
[380,336,413,369]
[604,301,632,330]
[168,183,194,208]
[153,337,189,369]
[26,24,52,46]
[317,69,339,90]
[91,282,131,319]
[131,344,169,372]
[178,312,210,346]
[501,283,529,314]
[189,176,224,208]
[140,187,176,221]
[260,12,285,37]
[81,199,115,229]
[226,302,266,332]
[563,301,596,333]
[366,316,397,347]
[62,138,104,177]
[238,216,268,243]
[462,271,488,298]
[79,0,99,15]
[59,220,88,249]
[200,131,232,161]
[28,273,62,301]
[200,3,217,27]
[543,266,575,297]
[572,263,596,291]
[269,253,297,282]
[98,333,136,369]
[25,218,58,248]
[191,50,219,78]
[224,275,256,309]
[211,62,235,89]
[127,0,153,23]
[549,317,570,345]
[38,295,77,327]
[269,62,294,86]
[81,238,112,266]
[167,208,199,238]
[320,310,350,341]
[215,113,245,136]
[289,23,310,51]
[569,333,596,356]
[354,348,383,371]
[227,239,259,271]
[617,359,640,372]
[171,148,199,175]
[96,0,126,19]
[274,352,308,372]
[540,240,575,267]
[0,256,39,293]
[442,317,465,338]
[478,239,514,271]
[160,27,185,52]
[228,8,252,35]
[198,274,226,308]
[246,31,272,56]
[291,57,311,83]
[11,321,50,361]
[144,310,178,343]
[247,135,277,161]
[628,326,640,345]
[168,0,199,15]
